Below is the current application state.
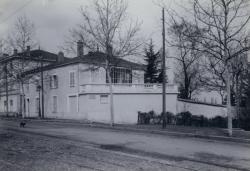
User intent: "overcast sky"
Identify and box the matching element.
[0,0,187,82]
[0,0,181,53]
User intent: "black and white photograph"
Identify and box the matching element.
[0,0,250,170]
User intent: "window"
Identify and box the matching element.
[106,67,132,84]
[50,75,58,89]
[100,94,108,104]
[89,95,96,99]
[69,72,75,87]
[10,100,13,106]
[36,79,40,91]
[36,98,40,113]
[52,96,57,113]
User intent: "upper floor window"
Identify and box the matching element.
[106,67,132,84]
[35,79,40,91]
[69,71,75,87]
[50,75,58,89]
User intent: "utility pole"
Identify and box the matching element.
[162,8,167,129]
[4,64,9,117]
[40,54,44,119]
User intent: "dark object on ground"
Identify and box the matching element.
[20,121,26,127]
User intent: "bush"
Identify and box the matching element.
[209,116,227,128]
[138,110,173,125]
[139,110,244,130]
[236,110,250,131]
[176,111,192,126]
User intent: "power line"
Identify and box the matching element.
[0,0,34,24]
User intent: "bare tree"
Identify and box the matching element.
[190,0,250,136]
[7,15,37,52]
[168,20,203,99]
[230,51,248,127]
[5,15,38,117]
[161,0,250,135]
[64,0,142,126]
[199,56,226,102]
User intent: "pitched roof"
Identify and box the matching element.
[78,51,145,70]
[23,51,145,76]
[0,49,60,63]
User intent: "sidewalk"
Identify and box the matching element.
[1,116,250,144]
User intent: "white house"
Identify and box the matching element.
[22,42,179,124]
[1,42,231,123]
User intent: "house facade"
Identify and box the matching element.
[23,44,179,123]
[0,47,59,115]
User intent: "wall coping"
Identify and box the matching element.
[178,98,226,108]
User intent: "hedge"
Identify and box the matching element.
[138,111,250,130]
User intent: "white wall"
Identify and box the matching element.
[79,93,178,124]
[176,99,227,118]
[24,62,147,121]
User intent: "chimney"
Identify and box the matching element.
[77,41,84,57]
[57,51,64,63]
[26,46,30,56]
[13,49,18,56]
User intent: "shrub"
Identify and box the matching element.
[138,111,156,125]
[209,116,227,128]
[176,111,192,126]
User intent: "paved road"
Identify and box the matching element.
[1,119,250,171]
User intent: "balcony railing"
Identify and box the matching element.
[80,83,178,94]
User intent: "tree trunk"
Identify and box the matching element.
[19,81,25,118]
[106,67,114,126]
[236,74,241,128]
[226,66,232,136]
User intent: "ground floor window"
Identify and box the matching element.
[36,98,40,113]
[52,96,57,113]
[100,94,108,104]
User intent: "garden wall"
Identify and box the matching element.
[176,99,236,118]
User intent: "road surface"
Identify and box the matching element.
[0,119,250,171]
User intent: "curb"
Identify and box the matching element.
[2,117,250,144]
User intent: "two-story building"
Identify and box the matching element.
[23,42,179,124]
[0,47,59,115]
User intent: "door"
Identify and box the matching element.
[36,97,40,117]
[68,96,77,115]
[26,99,30,117]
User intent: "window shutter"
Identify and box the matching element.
[55,76,58,88]
[49,76,52,88]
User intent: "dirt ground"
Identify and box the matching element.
[0,119,247,171]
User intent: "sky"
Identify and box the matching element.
[0,0,177,52]
[0,0,187,82]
